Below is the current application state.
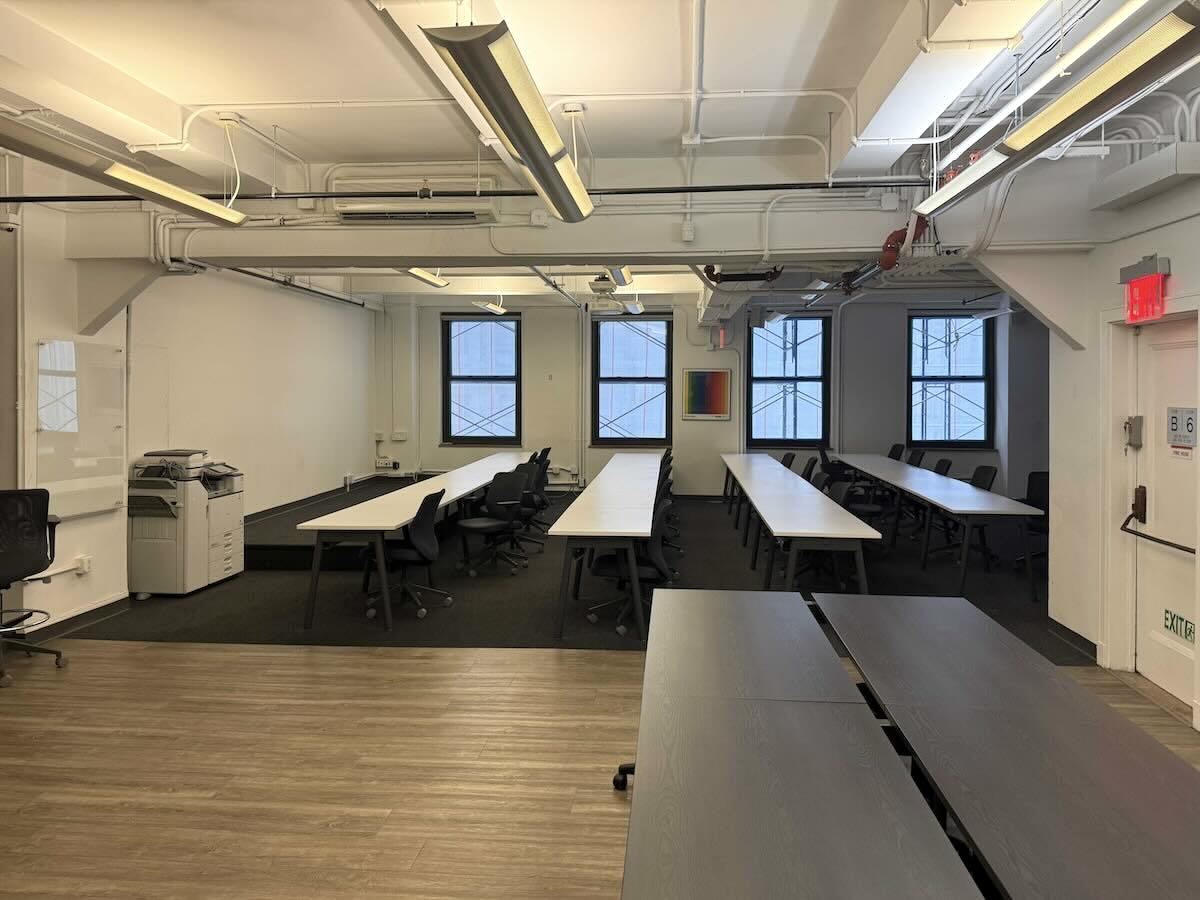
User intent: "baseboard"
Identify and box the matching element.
[1048,619,1097,662]
[24,594,132,641]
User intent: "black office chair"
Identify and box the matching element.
[887,443,904,460]
[932,465,1000,567]
[934,458,953,476]
[1016,471,1049,567]
[970,465,998,491]
[799,456,817,481]
[457,470,528,576]
[0,489,66,687]
[587,499,677,637]
[780,451,797,470]
[906,449,926,467]
[362,488,451,621]
[516,456,552,550]
[810,471,830,493]
[817,446,851,484]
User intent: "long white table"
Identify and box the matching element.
[722,453,881,591]
[550,451,664,642]
[836,453,1043,599]
[297,451,528,631]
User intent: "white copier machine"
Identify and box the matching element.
[128,449,244,595]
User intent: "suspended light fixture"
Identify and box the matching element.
[405,266,450,288]
[917,2,1200,217]
[622,295,645,315]
[472,295,508,315]
[607,265,634,287]
[422,21,593,223]
[0,115,245,226]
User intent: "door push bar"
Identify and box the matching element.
[1121,485,1196,555]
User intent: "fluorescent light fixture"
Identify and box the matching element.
[422,21,593,223]
[607,265,634,287]
[0,115,245,226]
[973,306,1015,320]
[764,310,789,323]
[406,267,450,288]
[942,0,1155,170]
[622,296,645,315]
[472,296,508,315]
[917,2,1200,217]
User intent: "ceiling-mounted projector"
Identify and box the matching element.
[590,273,618,295]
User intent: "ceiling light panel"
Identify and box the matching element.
[405,267,450,288]
[422,21,593,223]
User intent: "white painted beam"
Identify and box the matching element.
[0,4,303,192]
[973,250,1092,350]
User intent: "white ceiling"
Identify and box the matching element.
[1,0,909,163]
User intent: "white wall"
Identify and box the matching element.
[128,269,373,515]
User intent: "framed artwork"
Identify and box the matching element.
[682,368,732,420]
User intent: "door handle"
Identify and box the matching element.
[1120,485,1195,554]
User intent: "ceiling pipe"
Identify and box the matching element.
[528,266,582,308]
[218,265,367,308]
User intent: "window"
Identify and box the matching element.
[37,340,79,433]
[746,317,829,446]
[442,315,521,445]
[908,315,992,447]
[592,317,672,445]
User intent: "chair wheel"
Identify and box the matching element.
[55,656,68,669]
[0,673,12,688]
[613,773,628,791]
[468,569,478,578]
[586,613,599,624]
[520,560,529,568]
[615,624,628,637]
[509,567,518,575]
[365,607,377,620]
[416,607,428,620]
[443,596,454,607]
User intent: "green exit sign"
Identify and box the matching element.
[1164,609,1196,644]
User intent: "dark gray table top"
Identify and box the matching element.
[621,696,983,900]
[816,593,1200,900]
[644,589,864,703]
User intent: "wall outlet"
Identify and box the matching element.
[391,430,408,442]
[681,219,696,242]
[375,457,394,469]
[75,555,92,575]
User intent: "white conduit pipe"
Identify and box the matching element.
[1152,91,1192,140]
[698,134,830,179]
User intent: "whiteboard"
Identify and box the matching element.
[36,339,126,517]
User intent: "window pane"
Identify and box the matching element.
[449,381,517,438]
[910,381,987,442]
[598,382,667,440]
[751,319,823,378]
[750,381,823,442]
[598,320,668,378]
[911,317,985,377]
[449,320,516,377]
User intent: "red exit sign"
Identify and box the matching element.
[1126,272,1167,324]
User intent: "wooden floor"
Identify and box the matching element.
[0,640,1197,900]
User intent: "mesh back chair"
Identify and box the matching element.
[780,451,797,470]
[906,449,926,467]
[587,499,678,635]
[457,470,529,576]
[362,489,451,621]
[887,443,905,460]
[810,471,830,493]
[930,465,1000,570]
[934,458,953,476]
[800,456,817,481]
[1016,471,1049,566]
[970,465,998,490]
[0,490,66,687]
[516,456,553,550]
[817,446,850,484]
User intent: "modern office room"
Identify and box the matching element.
[1,0,1199,897]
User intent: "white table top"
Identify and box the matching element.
[549,451,664,539]
[722,453,881,541]
[836,453,1043,517]
[297,451,529,533]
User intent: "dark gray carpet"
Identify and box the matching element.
[77,493,1085,664]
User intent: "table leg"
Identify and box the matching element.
[556,539,576,640]
[762,535,776,590]
[854,542,869,594]
[742,506,753,546]
[1020,520,1038,603]
[625,541,647,642]
[919,505,934,570]
[956,516,973,596]
[784,542,799,590]
[723,468,731,502]
[726,480,736,515]
[888,492,902,549]
[372,532,394,632]
[750,519,761,569]
[303,535,325,629]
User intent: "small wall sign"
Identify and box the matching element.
[1164,609,1196,644]
[1167,406,1196,449]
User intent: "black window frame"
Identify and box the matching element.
[745,315,831,449]
[591,315,674,447]
[441,313,523,447]
[907,313,994,450]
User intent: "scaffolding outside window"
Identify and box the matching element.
[746,317,829,447]
[908,315,993,448]
[592,317,672,446]
[442,315,522,445]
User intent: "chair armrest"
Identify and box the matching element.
[47,515,60,563]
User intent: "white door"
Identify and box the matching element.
[1135,316,1197,707]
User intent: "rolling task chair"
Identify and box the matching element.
[887,443,905,460]
[934,458,953,476]
[457,470,529,576]
[906,448,926,467]
[799,456,817,481]
[0,489,67,687]
[1015,471,1049,568]
[587,499,677,637]
[780,451,797,470]
[362,488,452,621]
